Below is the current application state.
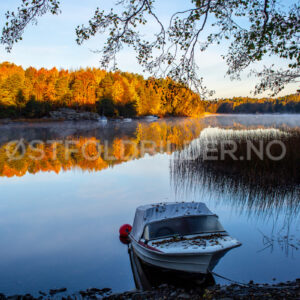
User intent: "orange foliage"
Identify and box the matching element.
[0,62,204,117]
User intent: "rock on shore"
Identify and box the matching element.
[49,108,100,121]
[104,280,300,300]
[0,280,299,299]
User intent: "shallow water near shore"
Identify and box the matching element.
[0,114,299,296]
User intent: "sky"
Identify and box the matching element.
[0,0,298,99]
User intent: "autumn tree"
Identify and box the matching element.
[15,90,26,114]
[0,63,25,106]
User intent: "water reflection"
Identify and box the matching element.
[0,119,204,177]
[0,115,300,295]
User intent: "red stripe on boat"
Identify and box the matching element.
[138,241,163,253]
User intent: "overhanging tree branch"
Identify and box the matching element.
[1,0,61,52]
[1,0,299,96]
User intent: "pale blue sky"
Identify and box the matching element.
[0,0,298,98]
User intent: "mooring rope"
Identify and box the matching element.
[208,270,249,287]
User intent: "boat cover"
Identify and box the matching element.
[130,202,214,241]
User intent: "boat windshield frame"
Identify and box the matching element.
[142,215,226,241]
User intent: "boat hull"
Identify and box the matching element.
[129,244,216,290]
[130,238,229,274]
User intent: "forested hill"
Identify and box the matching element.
[0,62,204,118]
[205,94,300,114]
[0,62,299,119]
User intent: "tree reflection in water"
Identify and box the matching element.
[0,119,205,177]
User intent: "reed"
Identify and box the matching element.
[171,127,300,219]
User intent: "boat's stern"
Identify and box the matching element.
[147,233,241,255]
[131,233,241,274]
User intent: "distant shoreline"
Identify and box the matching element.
[2,112,300,124]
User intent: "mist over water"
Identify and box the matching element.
[0,115,299,296]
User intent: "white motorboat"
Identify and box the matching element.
[123,118,132,123]
[144,115,158,122]
[129,202,241,274]
[98,116,108,124]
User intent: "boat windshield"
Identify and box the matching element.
[143,216,224,240]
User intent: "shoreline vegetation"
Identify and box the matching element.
[0,62,299,120]
[172,127,300,219]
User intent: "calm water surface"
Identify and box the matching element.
[0,115,299,295]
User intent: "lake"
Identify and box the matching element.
[0,114,299,296]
